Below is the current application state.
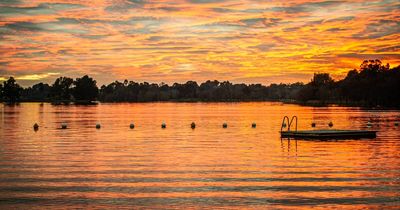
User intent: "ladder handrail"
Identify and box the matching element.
[290,116,298,132]
[281,115,298,132]
[281,116,290,132]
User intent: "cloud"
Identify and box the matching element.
[4,20,88,34]
[188,0,227,4]
[189,22,245,34]
[353,20,400,39]
[0,3,85,17]
[338,53,400,60]
[212,7,235,13]
[15,72,60,80]
[0,69,60,81]
[325,27,347,32]
[251,44,276,52]
[147,35,164,41]
[0,0,23,6]
[376,45,400,53]
[240,18,266,26]
[324,16,355,23]
[104,0,151,12]
[0,0,399,86]
[271,1,346,14]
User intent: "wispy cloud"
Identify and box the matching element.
[0,3,85,17]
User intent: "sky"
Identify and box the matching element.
[0,0,399,86]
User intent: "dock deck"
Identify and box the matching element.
[281,129,377,139]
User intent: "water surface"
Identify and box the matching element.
[0,102,399,209]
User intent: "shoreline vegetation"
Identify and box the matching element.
[1,60,400,108]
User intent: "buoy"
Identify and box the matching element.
[61,123,67,129]
[33,123,39,131]
[328,122,333,127]
[395,122,399,127]
[161,122,166,128]
[282,123,287,128]
[367,121,372,127]
[130,123,135,129]
[96,123,101,129]
[222,122,228,128]
[311,122,316,127]
[191,122,196,129]
[251,122,256,128]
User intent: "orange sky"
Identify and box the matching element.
[0,0,399,86]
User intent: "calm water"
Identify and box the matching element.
[0,102,399,209]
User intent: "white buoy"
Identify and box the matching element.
[161,122,166,128]
[328,122,333,127]
[33,123,39,131]
[311,122,316,127]
[222,122,228,128]
[191,122,196,129]
[130,123,135,129]
[367,121,372,127]
[61,123,67,129]
[251,122,256,128]
[96,123,101,129]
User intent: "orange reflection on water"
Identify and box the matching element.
[0,102,399,208]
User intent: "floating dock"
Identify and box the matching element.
[281,129,377,139]
[280,116,377,140]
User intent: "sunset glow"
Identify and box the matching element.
[1,0,399,86]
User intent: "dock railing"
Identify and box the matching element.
[281,116,298,132]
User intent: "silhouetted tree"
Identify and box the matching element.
[2,77,22,102]
[198,80,219,100]
[5,59,400,107]
[360,59,389,74]
[72,75,98,101]
[176,81,198,99]
[297,73,336,102]
[338,59,397,106]
[0,84,3,100]
[50,77,73,101]
[21,82,51,101]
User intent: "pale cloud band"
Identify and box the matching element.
[0,0,399,86]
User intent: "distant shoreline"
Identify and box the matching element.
[2,60,399,108]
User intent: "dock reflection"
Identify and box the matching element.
[280,138,298,157]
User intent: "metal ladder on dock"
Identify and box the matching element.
[281,116,298,132]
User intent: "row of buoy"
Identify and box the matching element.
[311,122,334,127]
[32,122,259,130]
[32,121,400,131]
[281,122,332,128]
[309,121,399,128]
[310,121,400,128]
[281,122,334,128]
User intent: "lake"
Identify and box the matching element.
[0,102,399,209]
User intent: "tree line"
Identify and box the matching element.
[1,60,399,107]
